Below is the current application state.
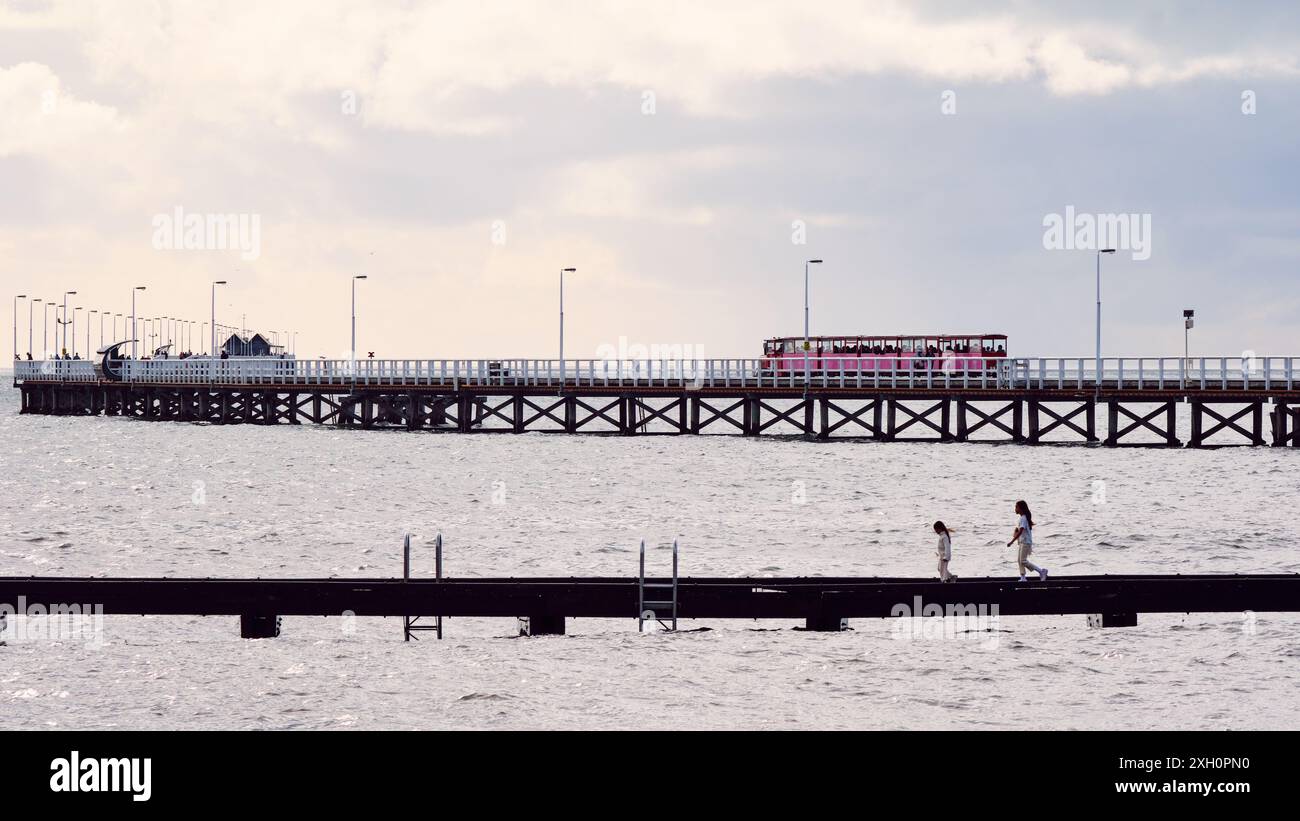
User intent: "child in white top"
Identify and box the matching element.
[1007,500,1047,581]
[933,521,954,582]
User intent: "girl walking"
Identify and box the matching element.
[933,521,955,582]
[1008,500,1047,581]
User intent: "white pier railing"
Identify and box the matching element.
[11,356,1299,391]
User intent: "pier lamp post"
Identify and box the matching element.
[61,291,76,356]
[44,302,55,357]
[803,259,823,390]
[1182,309,1195,389]
[27,296,36,358]
[97,310,105,351]
[351,275,367,375]
[131,286,145,361]
[13,294,24,363]
[210,280,227,358]
[87,309,96,358]
[73,307,82,358]
[114,313,121,344]
[559,267,575,389]
[1095,249,1115,391]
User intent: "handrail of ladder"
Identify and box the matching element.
[637,538,679,632]
[671,538,679,629]
[637,538,646,629]
[403,532,444,640]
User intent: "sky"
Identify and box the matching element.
[2,0,1299,361]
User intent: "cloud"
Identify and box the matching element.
[0,62,121,157]
[8,1,1296,142]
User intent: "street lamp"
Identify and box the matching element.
[87,309,96,358]
[61,291,76,356]
[73,306,82,358]
[13,295,24,363]
[131,286,145,360]
[803,259,823,388]
[559,267,575,388]
[210,280,227,357]
[44,302,55,357]
[351,275,367,371]
[114,313,121,343]
[1183,309,1195,388]
[1095,249,1116,390]
[27,296,37,358]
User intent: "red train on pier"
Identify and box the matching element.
[762,333,1008,373]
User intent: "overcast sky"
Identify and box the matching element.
[2,1,1298,360]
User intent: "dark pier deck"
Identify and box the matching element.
[3,573,1297,638]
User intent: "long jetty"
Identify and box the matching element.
[3,573,1296,638]
[13,355,1300,447]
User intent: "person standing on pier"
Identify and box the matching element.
[1008,500,1047,581]
[933,521,955,582]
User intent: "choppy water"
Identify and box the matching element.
[2,386,1298,729]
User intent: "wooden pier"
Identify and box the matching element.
[3,573,1297,638]
[13,355,1300,447]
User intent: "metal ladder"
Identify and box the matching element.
[403,533,443,640]
[637,538,678,632]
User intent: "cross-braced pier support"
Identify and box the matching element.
[1271,402,1300,447]
[816,397,884,439]
[955,399,1023,443]
[883,398,952,442]
[1106,400,1180,447]
[1189,400,1267,448]
[1028,399,1097,444]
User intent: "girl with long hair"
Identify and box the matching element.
[1007,500,1047,581]
[933,521,955,582]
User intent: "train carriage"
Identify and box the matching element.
[761,333,1008,374]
